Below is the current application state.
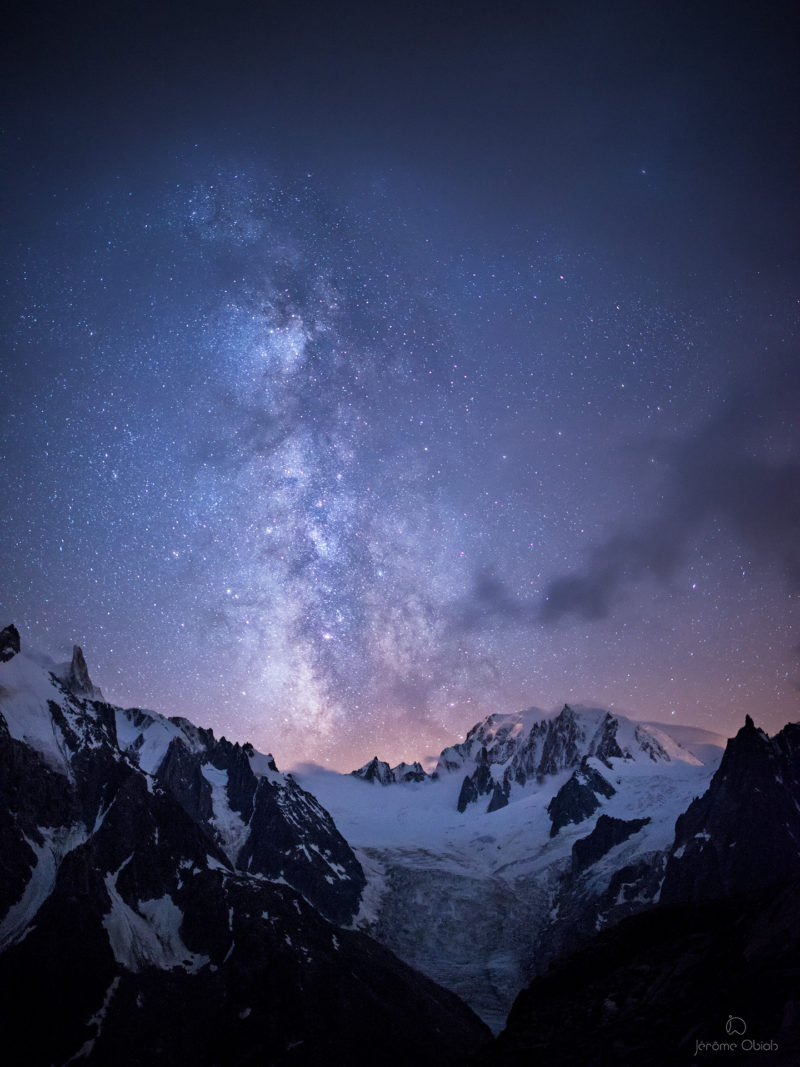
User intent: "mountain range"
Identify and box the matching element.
[307,702,721,1031]
[2,623,799,1064]
[0,627,488,1065]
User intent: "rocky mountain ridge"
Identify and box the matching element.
[0,627,490,1065]
[350,755,428,784]
[350,702,689,829]
[490,713,800,1064]
[6,622,798,1063]
[309,702,720,1031]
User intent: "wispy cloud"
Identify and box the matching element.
[540,355,800,621]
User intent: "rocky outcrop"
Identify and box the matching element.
[537,705,588,775]
[64,645,104,699]
[351,757,430,785]
[0,624,20,662]
[393,760,427,782]
[155,737,216,823]
[352,756,395,784]
[572,814,651,873]
[661,716,800,905]
[0,720,79,926]
[547,758,616,837]
[238,772,366,925]
[486,781,510,812]
[457,751,493,812]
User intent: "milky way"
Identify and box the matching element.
[2,1,798,767]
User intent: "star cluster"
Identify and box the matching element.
[1,1,797,767]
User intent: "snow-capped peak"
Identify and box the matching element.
[351,756,395,785]
[435,704,702,814]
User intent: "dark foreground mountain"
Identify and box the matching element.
[660,715,800,905]
[0,628,490,1066]
[484,880,800,1066]
[485,715,800,1065]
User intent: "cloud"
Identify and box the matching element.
[540,355,800,622]
[450,567,538,632]
[449,354,799,630]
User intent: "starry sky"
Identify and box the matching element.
[2,0,798,769]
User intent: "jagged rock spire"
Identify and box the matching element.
[351,756,395,784]
[65,645,103,700]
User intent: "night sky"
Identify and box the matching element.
[2,0,798,769]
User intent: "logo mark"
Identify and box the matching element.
[726,1016,747,1036]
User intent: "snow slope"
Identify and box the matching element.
[296,707,720,1031]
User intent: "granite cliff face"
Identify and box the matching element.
[0,632,490,1066]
